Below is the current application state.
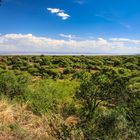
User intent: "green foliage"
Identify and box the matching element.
[0,71,29,99]
[72,71,91,80]
[63,67,75,74]
[28,67,40,76]
[0,64,6,70]
[81,108,138,140]
[0,55,139,139]
[26,79,79,114]
[45,69,61,79]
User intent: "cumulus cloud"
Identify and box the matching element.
[0,34,140,54]
[47,8,70,20]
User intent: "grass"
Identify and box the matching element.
[0,98,80,140]
[25,79,79,115]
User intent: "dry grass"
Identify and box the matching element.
[0,100,14,125]
[0,99,80,140]
[65,116,79,125]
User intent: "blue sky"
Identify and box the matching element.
[0,0,140,54]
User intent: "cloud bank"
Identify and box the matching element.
[0,34,140,54]
[47,8,70,20]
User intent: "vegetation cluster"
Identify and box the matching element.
[0,55,139,140]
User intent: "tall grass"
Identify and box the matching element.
[25,79,79,115]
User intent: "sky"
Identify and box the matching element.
[0,0,140,54]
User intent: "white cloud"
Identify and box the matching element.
[47,8,62,13]
[57,12,70,20]
[47,8,70,20]
[110,38,140,44]
[0,34,140,54]
[110,38,131,42]
[59,34,76,40]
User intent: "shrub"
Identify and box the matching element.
[72,71,91,81]
[28,67,40,76]
[124,62,137,70]
[0,64,6,70]
[0,71,29,99]
[46,69,61,79]
[63,67,75,74]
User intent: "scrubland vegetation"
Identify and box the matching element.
[0,55,139,140]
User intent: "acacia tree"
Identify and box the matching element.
[76,68,130,121]
[76,67,140,139]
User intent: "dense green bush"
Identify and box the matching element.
[72,71,91,80]
[45,69,61,79]
[0,71,29,99]
[124,62,138,70]
[28,67,40,76]
[0,64,6,70]
[63,67,75,74]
